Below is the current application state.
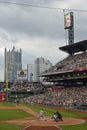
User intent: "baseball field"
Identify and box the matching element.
[0,102,87,130]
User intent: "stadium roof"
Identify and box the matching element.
[59,40,87,54]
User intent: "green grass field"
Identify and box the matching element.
[0,102,87,130]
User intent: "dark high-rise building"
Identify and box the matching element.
[5,46,22,82]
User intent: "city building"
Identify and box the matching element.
[27,64,36,81]
[27,57,53,82]
[5,46,22,82]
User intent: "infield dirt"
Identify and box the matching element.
[0,106,85,130]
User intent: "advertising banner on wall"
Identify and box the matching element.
[17,70,28,81]
[0,92,6,102]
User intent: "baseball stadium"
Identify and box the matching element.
[0,38,87,130]
[0,10,87,130]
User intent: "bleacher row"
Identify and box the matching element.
[44,52,87,73]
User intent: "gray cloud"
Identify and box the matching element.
[0,0,87,81]
[0,3,65,40]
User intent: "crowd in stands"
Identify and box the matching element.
[0,82,5,92]
[20,86,87,110]
[0,81,87,110]
[9,82,44,91]
[0,82,44,92]
[43,52,87,73]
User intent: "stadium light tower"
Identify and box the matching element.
[64,12,74,45]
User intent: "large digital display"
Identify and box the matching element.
[64,12,73,29]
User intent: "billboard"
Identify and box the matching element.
[17,70,28,80]
[0,92,6,102]
[64,12,73,29]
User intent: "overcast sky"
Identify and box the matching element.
[0,0,87,81]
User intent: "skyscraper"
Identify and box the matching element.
[5,46,22,82]
[35,57,53,81]
[27,57,53,82]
